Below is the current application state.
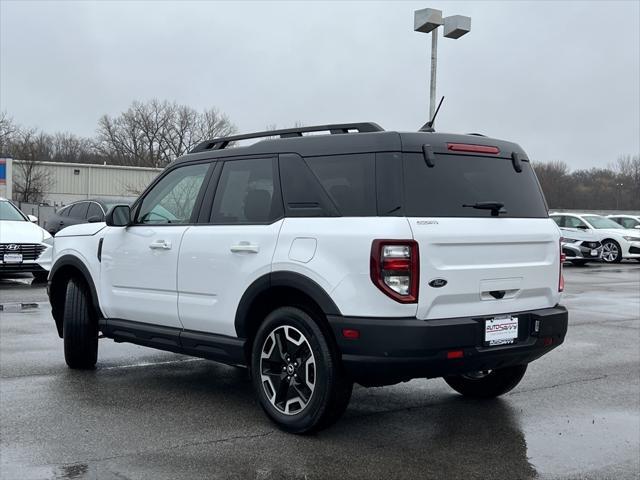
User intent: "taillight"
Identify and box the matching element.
[559,239,565,292]
[370,240,419,303]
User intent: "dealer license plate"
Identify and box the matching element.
[485,316,518,346]
[3,253,23,264]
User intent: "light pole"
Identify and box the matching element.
[616,182,624,209]
[414,8,471,121]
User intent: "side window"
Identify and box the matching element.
[551,216,564,227]
[137,163,210,224]
[58,206,70,217]
[68,202,89,219]
[87,202,104,220]
[305,154,376,216]
[279,154,337,217]
[621,218,638,228]
[210,158,281,224]
[565,216,587,229]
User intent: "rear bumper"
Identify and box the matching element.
[328,306,568,386]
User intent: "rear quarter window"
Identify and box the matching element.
[403,153,548,218]
[305,154,376,216]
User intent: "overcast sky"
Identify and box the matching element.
[1,0,638,169]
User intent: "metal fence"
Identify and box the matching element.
[16,203,57,229]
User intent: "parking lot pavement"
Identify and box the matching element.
[1,263,638,480]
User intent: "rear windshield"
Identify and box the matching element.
[403,153,548,218]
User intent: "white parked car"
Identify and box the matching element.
[559,229,602,266]
[551,213,640,263]
[607,214,640,230]
[0,197,53,280]
[49,124,568,433]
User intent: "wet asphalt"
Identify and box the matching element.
[0,263,639,480]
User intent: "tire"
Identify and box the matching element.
[251,306,353,434]
[63,278,98,369]
[570,260,588,266]
[32,271,49,282]
[444,364,527,398]
[601,240,622,263]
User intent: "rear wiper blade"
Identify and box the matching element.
[462,201,507,217]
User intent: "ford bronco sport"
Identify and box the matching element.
[48,123,568,433]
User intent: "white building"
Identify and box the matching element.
[0,158,162,206]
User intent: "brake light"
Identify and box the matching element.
[370,240,419,303]
[559,239,565,292]
[447,143,500,154]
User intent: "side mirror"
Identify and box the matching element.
[27,214,38,223]
[105,205,131,227]
[87,215,103,223]
[634,225,640,229]
[577,225,588,230]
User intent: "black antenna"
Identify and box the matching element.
[419,96,445,132]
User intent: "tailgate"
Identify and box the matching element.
[409,217,561,320]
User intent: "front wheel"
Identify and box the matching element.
[444,365,527,398]
[601,240,622,263]
[63,278,98,369]
[251,306,353,434]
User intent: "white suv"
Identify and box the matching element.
[48,123,568,433]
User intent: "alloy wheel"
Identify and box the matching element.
[601,242,619,263]
[260,325,316,415]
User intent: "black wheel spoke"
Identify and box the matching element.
[274,376,291,407]
[261,358,283,376]
[291,342,311,365]
[274,329,288,361]
[292,379,311,403]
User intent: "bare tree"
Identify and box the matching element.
[96,100,236,167]
[532,160,570,208]
[10,130,53,202]
[0,111,19,154]
[13,159,53,203]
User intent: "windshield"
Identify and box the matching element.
[583,216,624,229]
[0,201,27,221]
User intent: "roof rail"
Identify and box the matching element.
[190,122,384,153]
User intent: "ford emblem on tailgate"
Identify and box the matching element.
[429,278,447,288]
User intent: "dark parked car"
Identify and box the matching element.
[44,198,132,235]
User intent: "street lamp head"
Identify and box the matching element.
[443,15,471,39]
[414,8,443,34]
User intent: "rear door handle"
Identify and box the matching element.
[149,240,172,250]
[230,243,259,254]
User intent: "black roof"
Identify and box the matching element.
[176,122,528,165]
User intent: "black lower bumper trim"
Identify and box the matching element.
[328,306,568,386]
[0,264,47,274]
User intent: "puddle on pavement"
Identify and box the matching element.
[0,462,95,480]
[524,410,640,477]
